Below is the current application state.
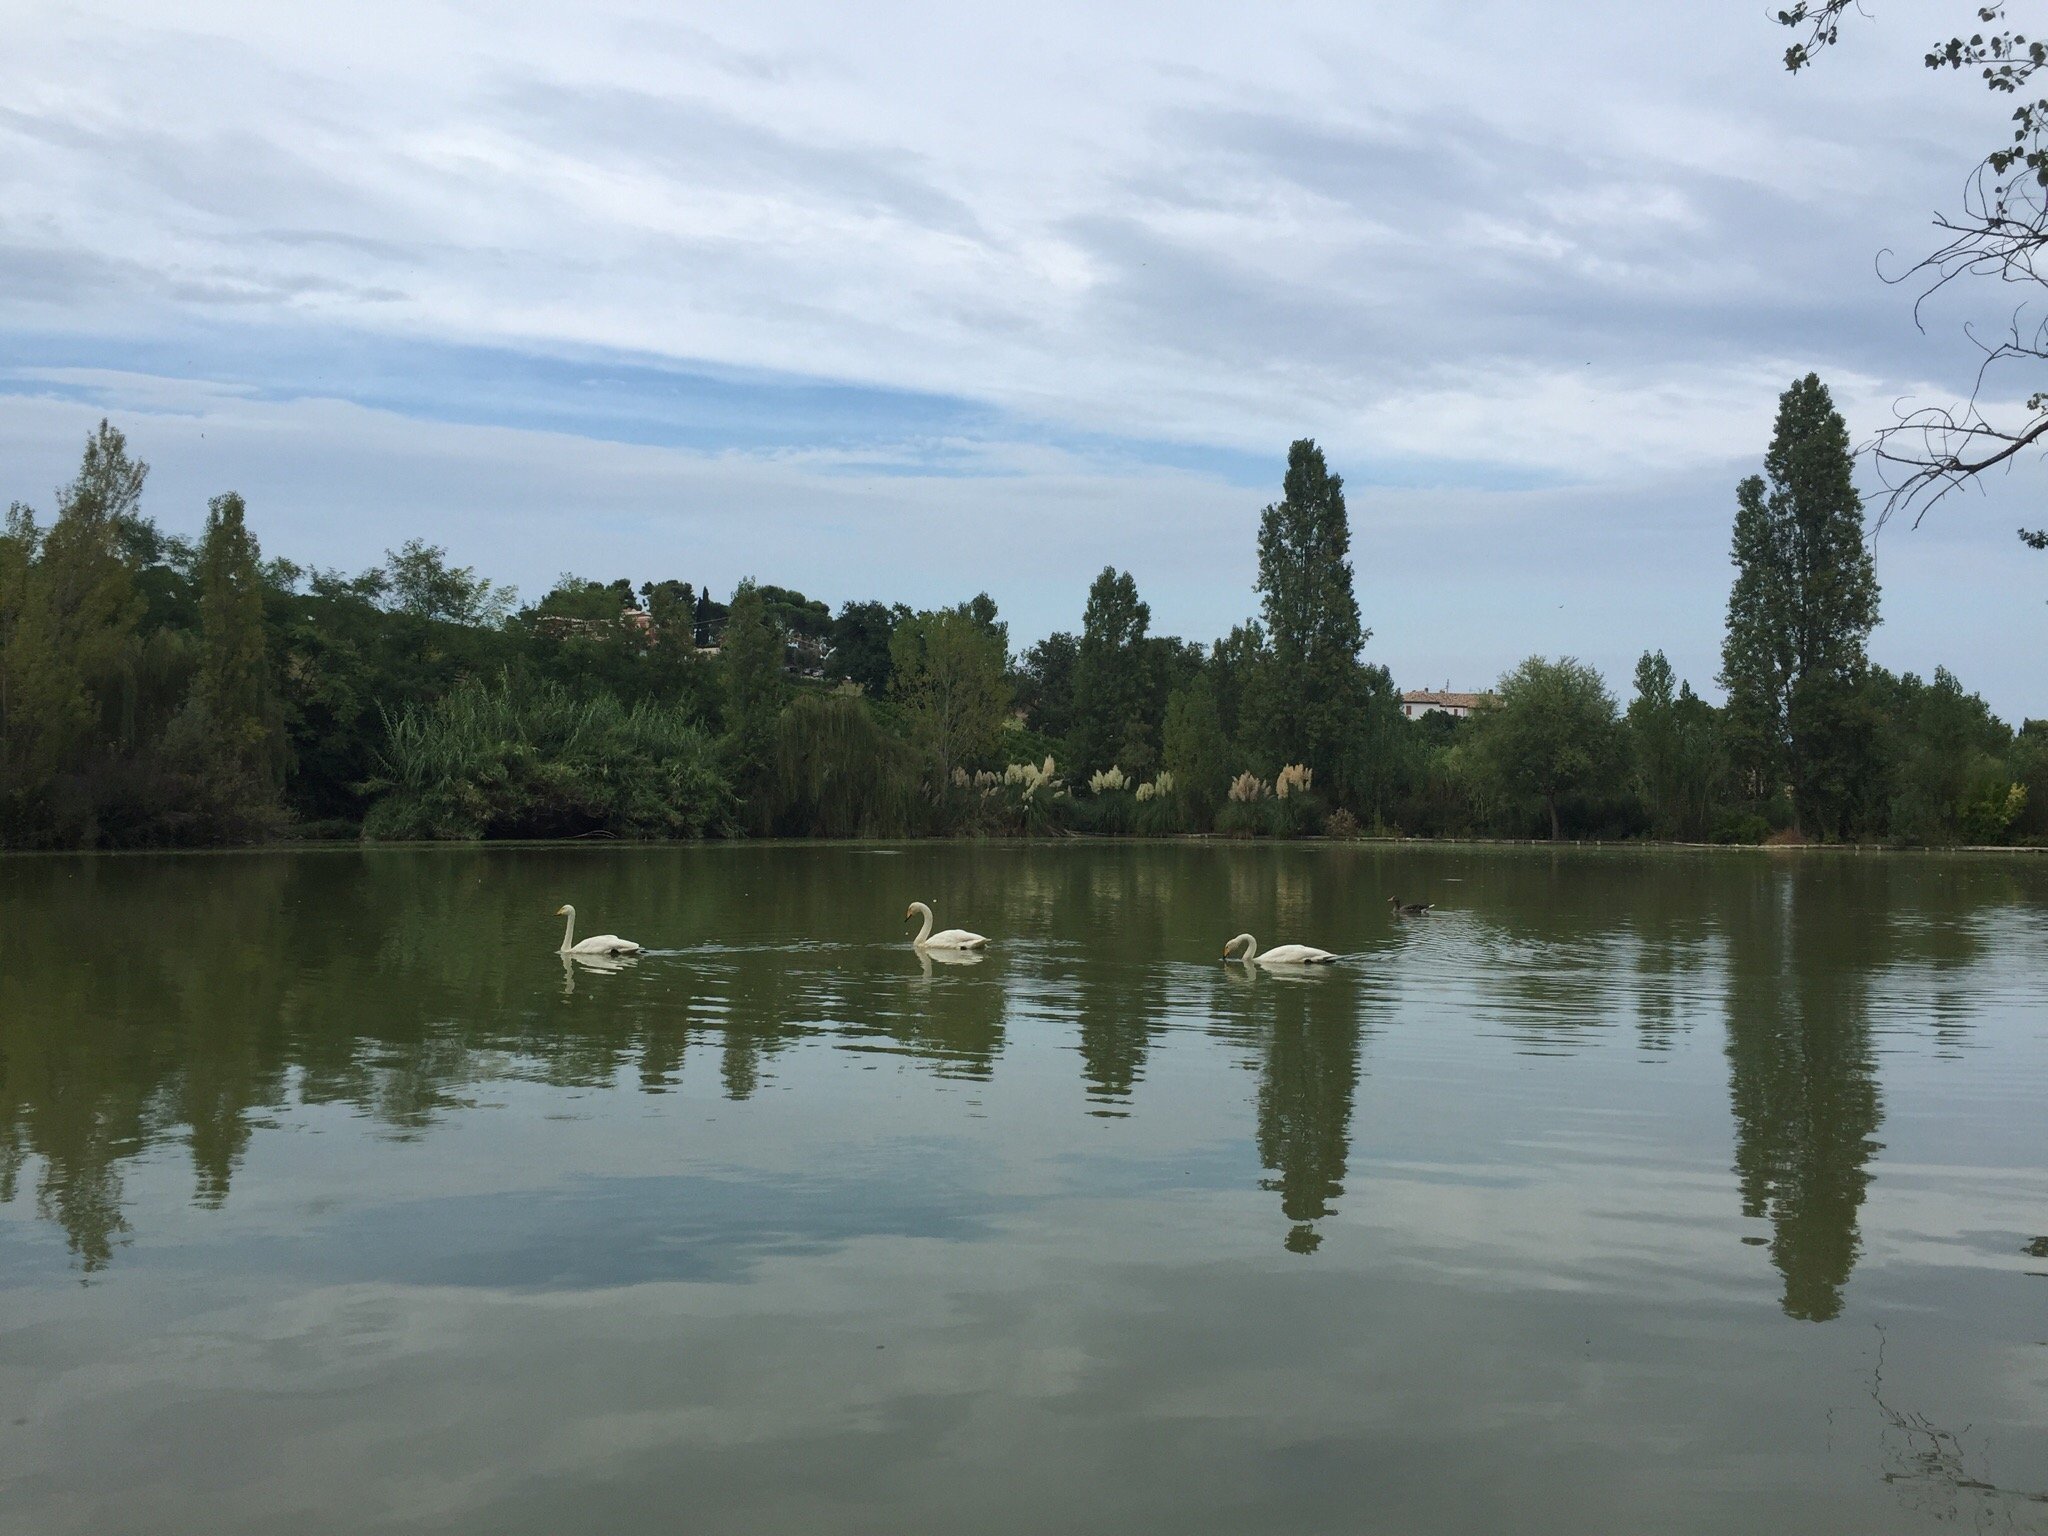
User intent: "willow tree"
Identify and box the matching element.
[1720,375,1880,836]
[1254,440,1368,793]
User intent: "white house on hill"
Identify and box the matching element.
[1401,689,1490,720]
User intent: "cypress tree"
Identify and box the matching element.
[1719,374,1880,836]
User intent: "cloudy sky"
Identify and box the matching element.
[2,0,2040,712]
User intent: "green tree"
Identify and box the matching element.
[1072,567,1152,773]
[1880,666,2018,843]
[719,581,785,826]
[639,579,696,636]
[824,600,903,696]
[0,506,91,838]
[381,539,513,626]
[1471,656,1622,840]
[1255,440,1368,792]
[891,604,1012,783]
[1209,620,1269,770]
[1720,375,1881,837]
[1162,673,1231,819]
[189,492,281,785]
[1017,630,1080,744]
[40,425,147,749]
[1627,650,1728,840]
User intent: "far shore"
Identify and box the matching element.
[5,834,2043,859]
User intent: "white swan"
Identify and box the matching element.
[1223,933,1337,966]
[556,904,643,956]
[907,901,987,950]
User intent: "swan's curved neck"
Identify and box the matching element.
[911,903,934,945]
[1232,934,1257,960]
[560,907,576,953]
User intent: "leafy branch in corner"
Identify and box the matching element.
[1776,5,2048,547]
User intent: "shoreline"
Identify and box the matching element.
[4,833,2043,860]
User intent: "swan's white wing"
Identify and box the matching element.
[926,929,987,949]
[1256,944,1337,965]
[571,934,642,955]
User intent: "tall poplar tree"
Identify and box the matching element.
[720,581,785,826]
[40,422,145,747]
[190,492,280,784]
[1254,440,1367,791]
[0,506,90,836]
[1719,374,1880,836]
[1071,566,1151,773]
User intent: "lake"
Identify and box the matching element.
[1,843,2044,1534]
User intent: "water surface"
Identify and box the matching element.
[2,844,2044,1533]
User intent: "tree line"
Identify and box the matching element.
[2,380,2041,850]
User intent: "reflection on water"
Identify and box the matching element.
[1723,863,1884,1323]
[1,844,2044,1534]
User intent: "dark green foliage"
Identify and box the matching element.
[189,493,282,787]
[1161,675,1230,825]
[1255,440,1370,795]
[1721,375,1881,837]
[363,677,730,840]
[1208,621,1268,769]
[825,600,903,695]
[769,689,919,837]
[383,539,512,626]
[1628,651,1728,840]
[1875,667,2022,843]
[1343,663,1409,827]
[1469,657,1625,840]
[2008,721,2048,842]
[1072,567,1152,774]
[719,582,786,830]
[3,417,2032,850]
[890,604,1012,783]
[1017,630,1080,744]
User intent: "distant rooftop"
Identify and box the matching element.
[1401,689,1490,711]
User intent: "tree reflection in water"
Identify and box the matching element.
[0,844,2028,1304]
[1868,1327,2048,1529]
[1720,861,1896,1321]
[1253,971,1362,1255]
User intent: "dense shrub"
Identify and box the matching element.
[362,678,731,840]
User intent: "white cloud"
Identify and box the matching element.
[1,0,2040,712]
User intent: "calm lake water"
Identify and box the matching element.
[1,843,2044,1534]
